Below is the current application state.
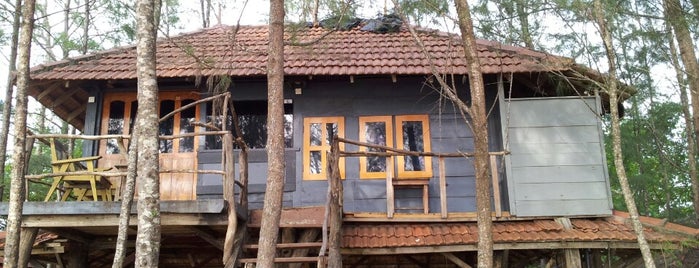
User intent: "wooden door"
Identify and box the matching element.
[100,91,200,200]
[157,92,199,200]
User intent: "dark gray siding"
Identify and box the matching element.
[196,76,494,212]
[504,96,612,216]
[291,76,486,213]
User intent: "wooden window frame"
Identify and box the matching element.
[303,117,345,180]
[100,92,138,158]
[395,114,432,179]
[358,116,394,179]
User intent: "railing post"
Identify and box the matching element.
[490,154,502,218]
[386,156,394,219]
[222,133,237,265]
[327,136,343,267]
[439,157,447,219]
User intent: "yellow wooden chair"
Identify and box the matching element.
[44,138,112,201]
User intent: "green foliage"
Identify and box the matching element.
[606,100,695,225]
[396,0,449,26]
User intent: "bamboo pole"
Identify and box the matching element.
[439,157,447,219]
[327,137,343,267]
[386,156,395,219]
[222,133,238,267]
[159,92,230,123]
[337,137,508,157]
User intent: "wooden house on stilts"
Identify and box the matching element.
[1,22,697,267]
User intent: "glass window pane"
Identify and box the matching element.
[159,100,175,153]
[310,123,321,146]
[106,101,125,154]
[128,101,138,134]
[325,123,338,144]
[310,151,322,174]
[179,99,196,152]
[364,121,387,172]
[402,121,425,171]
[284,114,293,148]
[239,114,267,149]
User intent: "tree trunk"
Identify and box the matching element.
[134,0,161,266]
[2,0,36,266]
[82,0,90,54]
[667,23,699,224]
[112,137,139,268]
[593,1,656,267]
[514,0,534,49]
[256,0,285,266]
[0,0,23,202]
[454,1,493,267]
[665,0,699,224]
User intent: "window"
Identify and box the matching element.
[157,96,199,154]
[359,116,393,179]
[303,117,345,180]
[102,95,137,155]
[205,101,293,150]
[359,115,432,179]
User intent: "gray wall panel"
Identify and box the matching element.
[511,166,606,183]
[507,97,612,217]
[509,125,600,143]
[508,97,600,127]
[514,182,609,200]
[510,152,604,167]
[515,199,612,216]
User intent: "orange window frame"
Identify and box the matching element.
[99,91,200,156]
[303,117,345,180]
[358,116,394,179]
[395,115,432,179]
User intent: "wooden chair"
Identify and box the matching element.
[44,138,112,201]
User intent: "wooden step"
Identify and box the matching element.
[238,256,319,263]
[244,242,323,250]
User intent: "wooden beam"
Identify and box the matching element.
[36,83,61,101]
[21,213,228,227]
[222,133,238,266]
[65,105,87,122]
[490,155,502,217]
[29,259,47,268]
[386,157,395,218]
[67,241,88,268]
[555,218,581,268]
[564,249,582,268]
[19,227,39,266]
[238,257,319,263]
[41,227,93,244]
[341,241,675,255]
[190,226,224,251]
[51,87,82,108]
[248,206,325,228]
[4,199,225,215]
[55,252,65,268]
[288,229,321,268]
[244,242,323,250]
[441,252,472,268]
[404,255,428,267]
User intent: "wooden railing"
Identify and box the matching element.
[329,136,508,219]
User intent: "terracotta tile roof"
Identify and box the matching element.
[29,25,573,80]
[0,231,59,248]
[343,216,695,249]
